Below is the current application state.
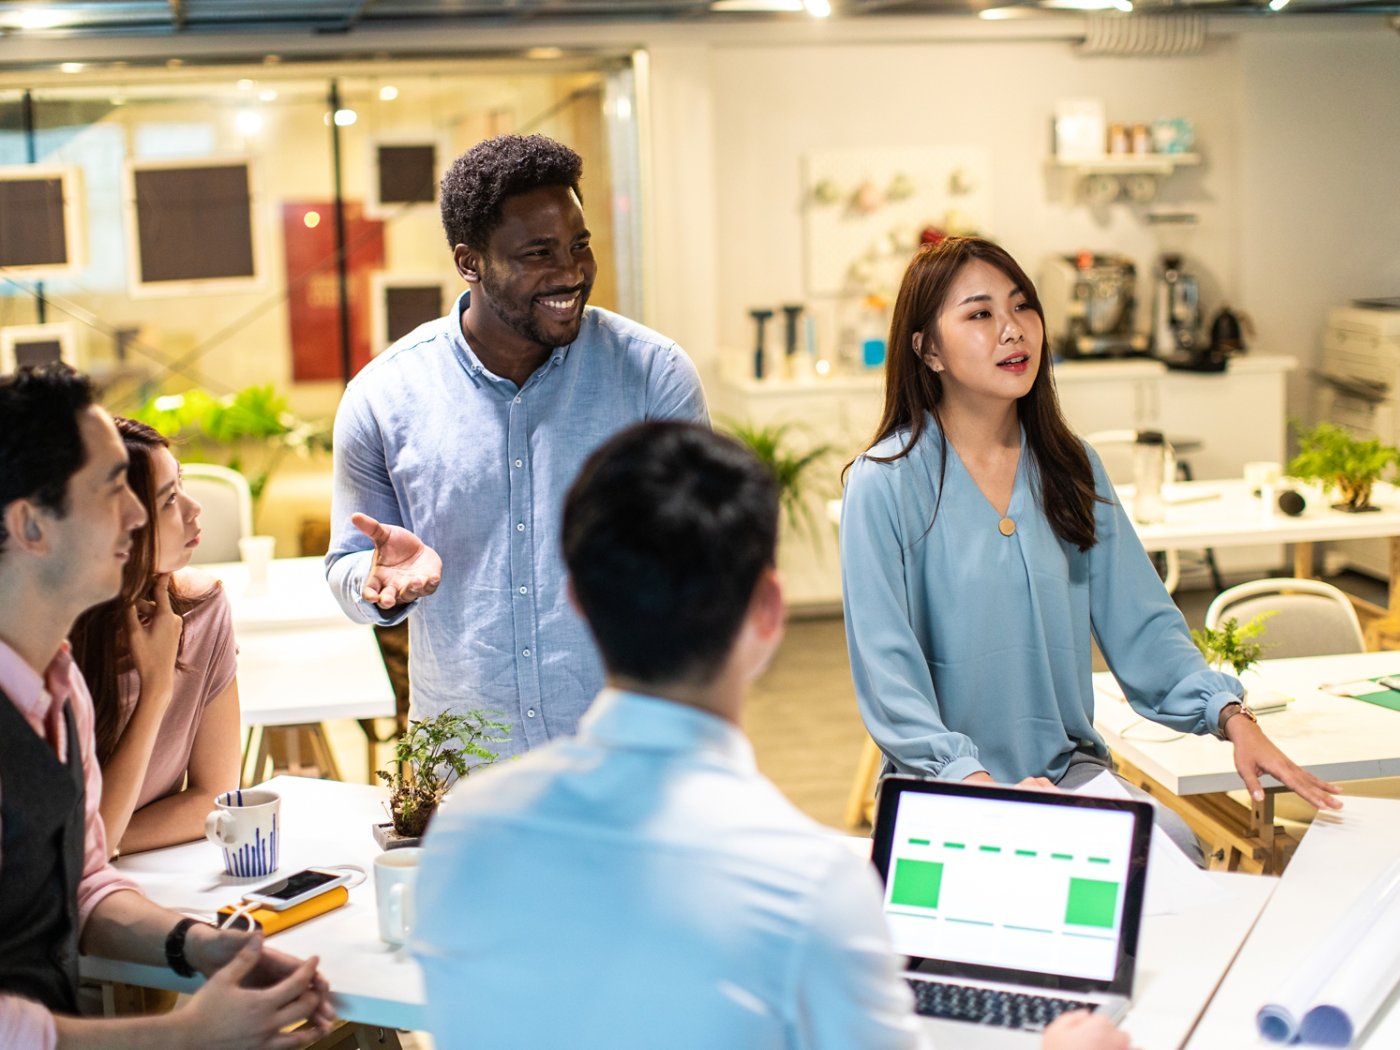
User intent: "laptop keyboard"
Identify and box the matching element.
[905,977,1100,1030]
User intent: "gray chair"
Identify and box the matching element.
[180,463,253,564]
[1204,577,1365,657]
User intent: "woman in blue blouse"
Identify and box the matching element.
[840,237,1339,847]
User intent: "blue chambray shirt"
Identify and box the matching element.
[326,293,708,756]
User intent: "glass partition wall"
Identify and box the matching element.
[0,56,640,423]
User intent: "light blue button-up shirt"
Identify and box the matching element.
[326,294,708,756]
[841,421,1242,784]
[412,689,925,1050]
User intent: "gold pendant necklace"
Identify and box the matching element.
[998,516,1016,537]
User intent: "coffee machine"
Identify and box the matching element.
[1151,253,1221,370]
[1041,253,1149,359]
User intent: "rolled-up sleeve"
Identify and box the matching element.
[0,994,56,1050]
[840,456,986,782]
[1086,453,1242,736]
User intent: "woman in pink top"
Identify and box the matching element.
[69,419,241,855]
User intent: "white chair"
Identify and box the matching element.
[1204,577,1365,657]
[180,463,253,564]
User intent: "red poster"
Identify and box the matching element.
[283,202,385,381]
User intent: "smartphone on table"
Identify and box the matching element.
[242,868,350,911]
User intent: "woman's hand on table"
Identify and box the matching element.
[175,932,334,1049]
[352,511,442,609]
[1226,718,1342,811]
[1043,1009,1134,1050]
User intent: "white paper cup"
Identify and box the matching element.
[238,534,276,593]
[205,788,280,878]
[1244,461,1282,490]
[374,848,422,947]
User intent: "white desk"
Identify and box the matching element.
[85,777,1273,1049]
[1187,796,1400,1048]
[204,558,395,781]
[1095,651,1400,872]
[81,776,423,1031]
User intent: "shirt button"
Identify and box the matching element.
[514,395,522,404]
[514,458,523,468]
[527,709,536,718]
[516,522,525,532]
[522,648,531,658]
[518,586,528,595]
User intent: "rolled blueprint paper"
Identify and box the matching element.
[1258,855,1400,1044]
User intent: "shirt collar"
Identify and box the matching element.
[579,688,756,773]
[448,289,576,387]
[0,637,74,722]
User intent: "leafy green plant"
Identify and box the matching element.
[1288,421,1399,512]
[130,384,332,518]
[722,420,835,543]
[1191,612,1276,676]
[376,710,509,838]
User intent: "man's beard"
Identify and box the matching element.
[479,264,587,350]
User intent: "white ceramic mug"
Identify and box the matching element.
[374,848,422,947]
[205,788,280,878]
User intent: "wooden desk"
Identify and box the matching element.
[1187,796,1400,1048]
[1095,651,1400,874]
[84,776,1273,1050]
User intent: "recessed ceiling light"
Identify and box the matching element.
[710,0,804,11]
[333,108,357,127]
[804,0,832,15]
[379,84,399,101]
[259,88,278,102]
[59,62,83,74]
[1268,0,1290,9]
[525,47,564,59]
[236,109,263,135]
[13,8,69,30]
[978,5,1041,17]
[237,78,255,91]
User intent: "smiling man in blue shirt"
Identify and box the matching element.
[326,134,707,756]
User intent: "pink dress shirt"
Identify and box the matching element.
[0,639,140,1050]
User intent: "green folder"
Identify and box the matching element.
[1352,678,1400,713]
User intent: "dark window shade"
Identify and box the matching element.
[0,178,68,268]
[377,145,436,205]
[385,285,444,343]
[14,339,63,368]
[133,164,255,284]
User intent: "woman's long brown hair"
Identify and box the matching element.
[851,237,1102,551]
[69,419,200,766]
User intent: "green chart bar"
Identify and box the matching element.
[891,859,944,910]
[1065,877,1120,929]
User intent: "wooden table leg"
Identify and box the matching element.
[300,1021,404,1050]
[844,737,882,830]
[1294,539,1315,580]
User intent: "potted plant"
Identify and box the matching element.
[723,420,835,545]
[1191,612,1288,711]
[1287,421,1400,513]
[372,709,509,848]
[130,384,333,526]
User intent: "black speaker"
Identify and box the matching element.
[1277,489,1306,517]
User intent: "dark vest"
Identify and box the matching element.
[0,688,85,1014]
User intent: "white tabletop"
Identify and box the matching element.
[1187,796,1400,1048]
[235,627,395,727]
[204,556,347,633]
[1094,651,1400,796]
[81,776,423,1030]
[83,777,1274,1044]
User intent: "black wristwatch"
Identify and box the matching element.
[164,917,206,978]
[1218,700,1258,738]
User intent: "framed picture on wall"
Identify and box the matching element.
[0,164,86,277]
[123,156,264,298]
[366,138,443,219]
[0,322,79,373]
[370,272,456,353]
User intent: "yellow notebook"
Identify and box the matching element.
[217,884,349,934]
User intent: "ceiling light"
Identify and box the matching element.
[1268,0,1290,9]
[333,108,358,127]
[259,88,278,102]
[978,5,1040,17]
[237,78,255,91]
[1113,0,1133,10]
[525,47,564,60]
[13,8,69,30]
[804,0,832,15]
[1040,0,1123,8]
[303,211,321,229]
[59,62,83,74]
[379,84,399,101]
[236,109,263,135]
[710,0,804,12]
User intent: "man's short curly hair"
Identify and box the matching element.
[440,134,584,252]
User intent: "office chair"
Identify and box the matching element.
[180,463,253,564]
[1204,577,1365,658]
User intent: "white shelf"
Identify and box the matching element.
[1051,153,1201,176]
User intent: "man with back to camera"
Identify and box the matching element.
[0,365,335,1050]
[326,133,708,758]
[410,421,1129,1050]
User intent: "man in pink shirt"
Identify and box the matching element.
[0,365,335,1050]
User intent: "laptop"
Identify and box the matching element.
[870,776,1153,1045]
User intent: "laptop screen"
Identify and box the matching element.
[870,777,1152,996]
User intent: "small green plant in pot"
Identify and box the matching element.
[1191,612,1276,676]
[1288,421,1399,513]
[374,709,509,845]
[722,420,835,545]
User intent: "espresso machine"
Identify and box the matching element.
[1151,253,1221,370]
[1041,253,1149,359]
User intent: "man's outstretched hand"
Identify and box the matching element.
[352,512,443,610]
